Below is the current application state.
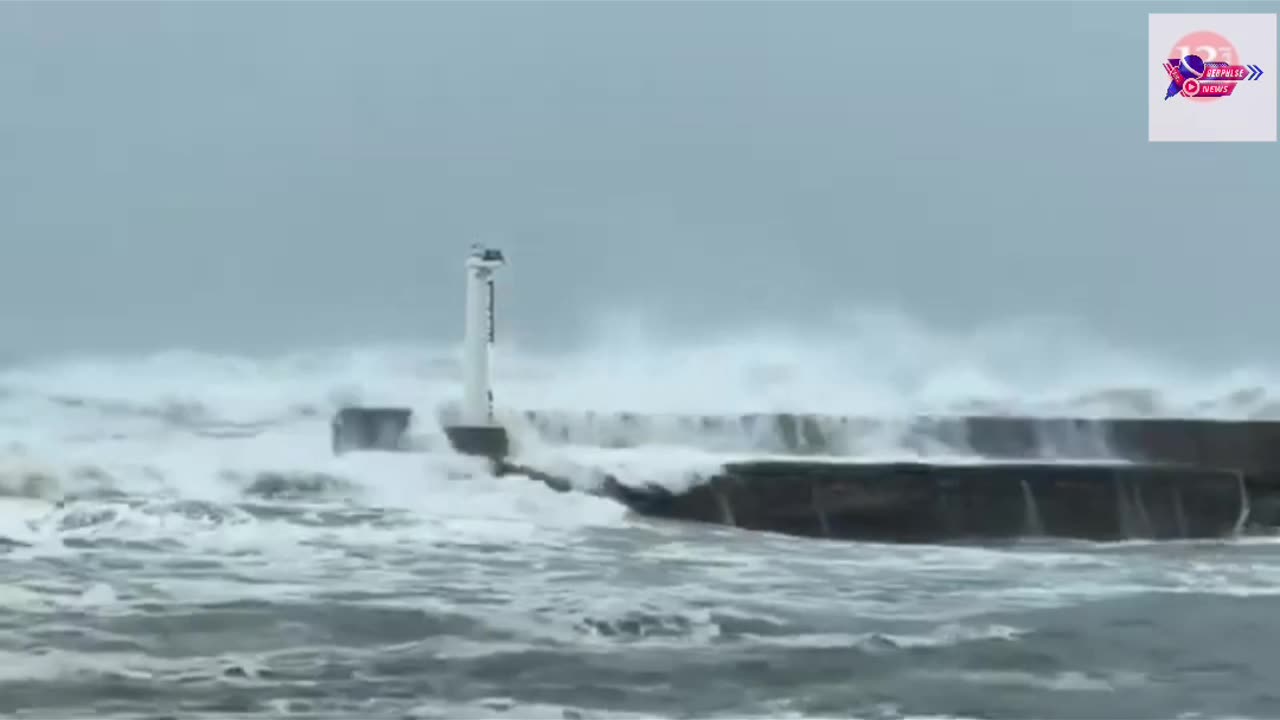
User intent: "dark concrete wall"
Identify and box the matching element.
[605,461,1253,543]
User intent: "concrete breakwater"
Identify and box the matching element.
[334,406,1280,542]
[501,411,1280,541]
[598,459,1279,543]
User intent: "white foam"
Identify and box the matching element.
[1,310,1278,551]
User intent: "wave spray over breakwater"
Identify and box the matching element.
[4,314,1280,719]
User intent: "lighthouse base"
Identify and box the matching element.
[443,425,510,459]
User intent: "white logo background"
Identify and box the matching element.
[1148,13,1277,142]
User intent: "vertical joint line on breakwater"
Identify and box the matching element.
[1173,485,1189,539]
[714,486,737,527]
[1234,470,1251,536]
[811,482,831,538]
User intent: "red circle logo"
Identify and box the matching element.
[1169,30,1238,104]
[1182,78,1201,96]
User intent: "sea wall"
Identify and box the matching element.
[603,460,1268,543]
[331,406,1280,541]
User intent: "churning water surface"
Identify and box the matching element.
[4,326,1280,719]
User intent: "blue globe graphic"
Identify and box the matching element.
[1180,54,1206,79]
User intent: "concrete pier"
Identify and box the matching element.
[332,405,1280,542]
[601,460,1263,542]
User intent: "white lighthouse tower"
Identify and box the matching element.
[331,244,512,460]
[460,244,504,426]
[444,244,511,458]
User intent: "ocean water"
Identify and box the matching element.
[4,319,1280,719]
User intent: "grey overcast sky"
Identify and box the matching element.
[1,1,1277,363]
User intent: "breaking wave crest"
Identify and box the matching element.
[4,312,1280,429]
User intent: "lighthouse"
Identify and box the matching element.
[444,244,511,458]
[329,244,511,460]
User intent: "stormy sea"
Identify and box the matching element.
[4,325,1280,719]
